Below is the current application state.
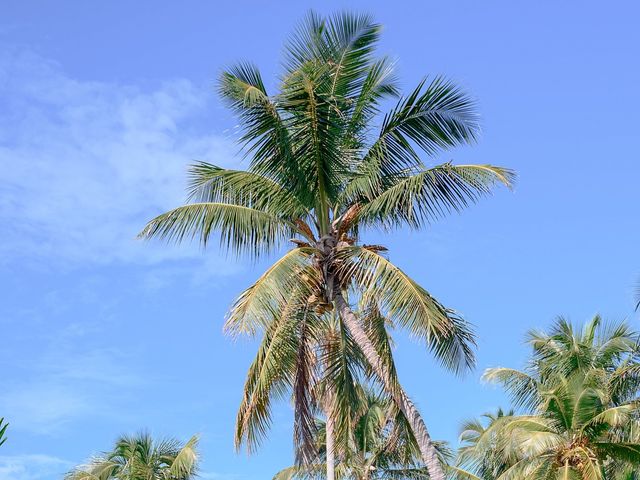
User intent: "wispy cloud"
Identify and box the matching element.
[0,343,145,434]
[0,46,240,270]
[0,454,72,480]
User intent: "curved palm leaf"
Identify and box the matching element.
[357,163,514,229]
[139,202,295,258]
[337,246,475,374]
[224,248,316,336]
[187,162,309,220]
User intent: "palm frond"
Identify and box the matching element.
[0,418,7,447]
[446,465,483,480]
[138,202,295,258]
[346,56,399,138]
[187,162,310,220]
[293,311,319,466]
[362,76,482,180]
[224,248,316,336]
[64,459,119,480]
[582,403,639,432]
[338,246,475,374]
[482,367,540,410]
[169,435,199,478]
[357,163,514,229]
[318,318,368,453]
[235,294,308,453]
[218,63,306,199]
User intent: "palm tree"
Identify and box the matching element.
[65,432,199,480]
[0,417,7,447]
[450,409,514,480]
[274,387,452,480]
[139,11,513,480]
[453,316,640,479]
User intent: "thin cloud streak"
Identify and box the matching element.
[0,454,72,480]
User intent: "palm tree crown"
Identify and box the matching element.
[65,432,199,480]
[140,11,513,480]
[453,316,640,480]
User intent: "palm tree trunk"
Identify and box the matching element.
[333,292,445,480]
[325,408,336,480]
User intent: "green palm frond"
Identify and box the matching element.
[0,418,7,447]
[293,311,319,466]
[582,403,639,432]
[138,202,295,258]
[218,64,304,199]
[318,319,368,453]
[219,61,269,106]
[446,465,483,480]
[610,364,640,404]
[278,66,349,218]
[169,435,199,478]
[224,248,316,336]
[235,302,300,453]
[357,163,514,229]
[320,12,382,98]
[382,467,432,479]
[65,459,119,480]
[338,245,475,374]
[346,56,399,137]
[595,442,640,466]
[187,162,310,220]
[482,367,541,410]
[363,76,481,177]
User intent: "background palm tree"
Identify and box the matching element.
[140,11,513,480]
[452,316,640,479]
[65,432,199,480]
[450,409,514,480]
[274,386,452,480]
[0,417,7,447]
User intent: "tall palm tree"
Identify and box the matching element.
[274,386,452,480]
[139,11,513,480]
[65,432,199,480]
[453,316,640,479]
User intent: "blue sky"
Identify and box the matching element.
[1,1,639,478]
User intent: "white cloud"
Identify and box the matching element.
[0,345,144,434]
[0,454,72,480]
[0,47,241,269]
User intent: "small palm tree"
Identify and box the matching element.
[453,316,640,479]
[65,432,199,480]
[140,11,513,480]
[0,417,8,447]
[275,387,451,480]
